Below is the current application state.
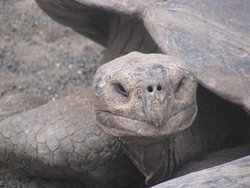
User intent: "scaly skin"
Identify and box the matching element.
[10,1,249,186]
[0,90,144,187]
[94,52,250,186]
[0,4,159,186]
[0,5,158,186]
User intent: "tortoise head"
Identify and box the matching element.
[93,52,197,139]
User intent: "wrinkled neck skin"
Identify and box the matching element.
[116,86,249,186]
[95,12,250,187]
[118,124,206,186]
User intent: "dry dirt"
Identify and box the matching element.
[0,0,104,100]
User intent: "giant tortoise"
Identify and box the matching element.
[0,0,249,187]
[93,52,250,186]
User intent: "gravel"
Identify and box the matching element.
[0,0,104,100]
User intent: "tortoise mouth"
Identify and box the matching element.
[95,102,197,138]
[96,110,155,137]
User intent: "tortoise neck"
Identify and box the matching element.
[118,129,206,186]
[118,137,170,185]
[116,86,249,186]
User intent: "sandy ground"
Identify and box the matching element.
[0,0,104,101]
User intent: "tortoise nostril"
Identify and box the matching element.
[157,85,162,91]
[147,86,153,93]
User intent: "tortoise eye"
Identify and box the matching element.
[174,77,187,97]
[112,83,129,97]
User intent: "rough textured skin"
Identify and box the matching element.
[94,52,250,186]
[11,0,249,187]
[0,90,144,187]
[153,155,250,188]
[94,53,197,136]
[0,165,84,188]
[0,1,158,187]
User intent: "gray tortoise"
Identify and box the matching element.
[93,52,250,186]
[0,0,249,187]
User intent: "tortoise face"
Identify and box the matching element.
[93,52,197,138]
